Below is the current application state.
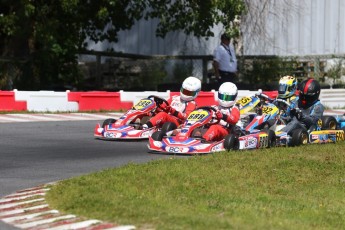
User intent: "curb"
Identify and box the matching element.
[0,184,135,230]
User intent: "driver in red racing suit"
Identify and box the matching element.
[143,76,201,129]
[202,82,240,142]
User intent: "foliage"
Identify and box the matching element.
[239,56,297,90]
[46,143,345,229]
[0,0,245,90]
[172,60,194,83]
[324,58,345,88]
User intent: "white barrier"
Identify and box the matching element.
[15,90,79,112]
[320,89,345,108]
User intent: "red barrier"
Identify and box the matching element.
[169,91,217,106]
[68,91,133,111]
[0,91,27,111]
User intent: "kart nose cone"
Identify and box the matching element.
[97,127,104,133]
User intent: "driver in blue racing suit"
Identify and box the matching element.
[281,78,324,134]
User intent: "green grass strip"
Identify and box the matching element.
[46,143,345,230]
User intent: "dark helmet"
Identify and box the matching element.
[298,78,321,109]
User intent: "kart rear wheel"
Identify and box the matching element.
[151,131,165,141]
[289,128,308,146]
[102,118,116,128]
[322,116,337,130]
[161,122,177,133]
[223,134,239,151]
[266,129,276,148]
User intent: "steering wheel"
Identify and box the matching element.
[195,106,220,125]
[147,95,169,110]
[274,98,291,110]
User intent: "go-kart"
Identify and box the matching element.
[147,106,276,155]
[94,95,169,140]
[236,93,282,133]
[273,112,345,147]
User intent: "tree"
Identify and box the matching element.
[0,0,245,90]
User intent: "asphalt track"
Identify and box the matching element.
[0,120,179,230]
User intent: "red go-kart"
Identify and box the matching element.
[94,95,169,140]
[147,106,276,155]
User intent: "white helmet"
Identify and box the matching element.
[218,82,238,107]
[180,76,201,101]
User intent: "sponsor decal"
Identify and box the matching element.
[104,132,122,138]
[211,143,223,152]
[140,131,151,138]
[245,137,257,148]
[166,146,189,153]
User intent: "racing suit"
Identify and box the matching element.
[281,100,324,134]
[147,95,197,128]
[203,104,240,141]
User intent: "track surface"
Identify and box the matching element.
[0,120,177,230]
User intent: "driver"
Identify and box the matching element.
[281,78,324,134]
[143,76,201,129]
[274,75,299,122]
[202,82,240,142]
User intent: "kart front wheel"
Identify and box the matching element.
[266,129,276,148]
[102,118,116,128]
[290,128,308,146]
[151,131,165,141]
[223,134,239,151]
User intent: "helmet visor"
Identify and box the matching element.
[218,93,237,102]
[180,87,198,96]
[278,84,287,94]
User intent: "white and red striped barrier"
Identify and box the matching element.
[0,89,343,112]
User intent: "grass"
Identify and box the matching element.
[46,143,345,230]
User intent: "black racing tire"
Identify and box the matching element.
[289,128,308,147]
[102,118,116,128]
[321,116,337,130]
[161,122,177,133]
[223,134,239,151]
[151,131,165,141]
[266,129,276,148]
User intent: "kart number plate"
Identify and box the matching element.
[238,96,252,106]
[187,110,209,121]
[134,99,154,110]
[262,106,277,115]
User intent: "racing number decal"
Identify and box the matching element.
[336,130,345,141]
[134,99,153,110]
[187,111,208,121]
[262,106,273,114]
[259,135,268,148]
[238,96,252,106]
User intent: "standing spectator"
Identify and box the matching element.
[213,33,238,85]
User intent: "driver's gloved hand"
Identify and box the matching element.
[255,107,262,115]
[290,109,303,120]
[295,110,304,120]
[215,110,224,120]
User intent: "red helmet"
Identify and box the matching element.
[298,78,321,109]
